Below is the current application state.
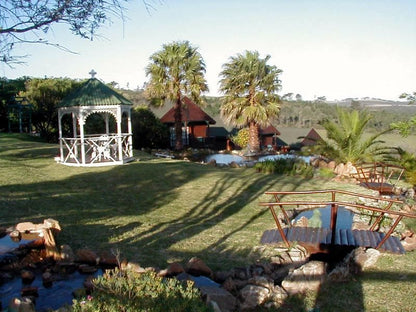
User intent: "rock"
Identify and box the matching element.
[42,271,53,287]
[327,161,336,170]
[229,161,240,168]
[121,261,146,273]
[166,262,185,277]
[60,244,75,262]
[21,270,35,284]
[21,286,38,297]
[76,249,99,264]
[294,216,309,227]
[401,230,416,251]
[354,248,380,269]
[207,159,217,166]
[239,284,270,310]
[213,270,231,283]
[98,251,118,267]
[78,264,98,274]
[9,230,21,240]
[282,261,327,294]
[8,297,36,312]
[186,257,213,278]
[199,286,237,312]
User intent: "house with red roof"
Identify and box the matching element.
[160,97,217,148]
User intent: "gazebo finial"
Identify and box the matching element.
[89,69,97,78]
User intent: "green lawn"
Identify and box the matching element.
[1,133,415,311]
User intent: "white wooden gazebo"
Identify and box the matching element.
[57,72,134,166]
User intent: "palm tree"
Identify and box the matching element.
[219,50,282,152]
[145,41,208,150]
[315,108,391,164]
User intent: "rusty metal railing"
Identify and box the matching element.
[259,189,416,250]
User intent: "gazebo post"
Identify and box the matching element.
[79,116,86,165]
[72,112,78,158]
[58,110,64,162]
[127,109,133,157]
[117,107,123,161]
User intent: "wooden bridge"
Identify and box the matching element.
[259,190,416,254]
[352,162,405,196]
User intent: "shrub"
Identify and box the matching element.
[71,268,212,312]
[254,158,314,178]
[231,128,249,149]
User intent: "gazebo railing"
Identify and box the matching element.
[60,133,132,165]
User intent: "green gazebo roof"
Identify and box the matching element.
[59,78,132,107]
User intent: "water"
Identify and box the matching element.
[205,154,244,165]
[0,269,102,311]
[0,234,102,311]
[294,206,354,230]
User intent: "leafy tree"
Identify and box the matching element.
[131,106,169,149]
[315,108,391,164]
[231,128,249,149]
[19,78,81,141]
[0,77,28,131]
[219,50,282,152]
[145,41,208,150]
[392,91,416,136]
[399,92,416,104]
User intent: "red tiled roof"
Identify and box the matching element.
[160,97,216,124]
[259,125,281,135]
[301,128,322,145]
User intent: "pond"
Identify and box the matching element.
[205,153,313,166]
[294,206,354,230]
[0,233,102,311]
[205,154,244,165]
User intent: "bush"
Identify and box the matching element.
[254,158,314,178]
[71,268,212,312]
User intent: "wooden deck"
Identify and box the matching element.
[261,227,405,254]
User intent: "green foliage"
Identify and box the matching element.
[71,268,211,312]
[391,148,416,186]
[391,115,416,137]
[231,128,249,149]
[0,77,28,131]
[131,106,169,149]
[219,50,282,151]
[19,78,82,142]
[315,108,391,164]
[254,158,313,178]
[145,40,208,150]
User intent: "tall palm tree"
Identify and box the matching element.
[145,41,208,150]
[316,108,391,164]
[219,50,282,152]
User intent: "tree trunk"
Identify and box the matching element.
[174,96,183,150]
[248,122,260,152]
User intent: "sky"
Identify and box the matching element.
[1,0,415,101]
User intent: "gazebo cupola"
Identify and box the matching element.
[57,71,134,166]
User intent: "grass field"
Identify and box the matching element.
[1,133,415,311]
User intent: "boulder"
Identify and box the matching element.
[60,244,75,263]
[186,257,213,278]
[76,249,99,264]
[166,262,185,277]
[199,286,237,312]
[282,261,327,294]
[401,230,416,251]
[20,270,35,284]
[239,284,270,310]
[8,297,35,312]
